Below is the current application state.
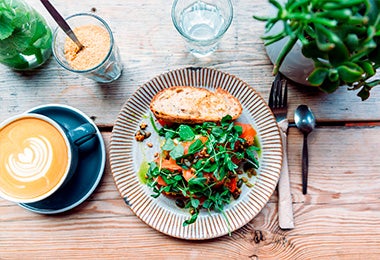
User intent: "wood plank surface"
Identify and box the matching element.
[1,0,380,126]
[1,127,380,259]
[2,0,380,259]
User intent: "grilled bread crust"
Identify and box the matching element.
[150,86,242,124]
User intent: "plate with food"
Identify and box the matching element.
[110,67,282,240]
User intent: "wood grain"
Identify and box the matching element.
[1,128,380,259]
[0,0,379,126]
[2,0,380,259]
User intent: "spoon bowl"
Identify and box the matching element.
[294,105,316,194]
[295,105,316,135]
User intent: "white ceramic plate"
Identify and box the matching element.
[110,67,282,240]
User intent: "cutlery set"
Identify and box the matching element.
[268,74,316,229]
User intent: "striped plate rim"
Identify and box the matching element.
[110,67,282,240]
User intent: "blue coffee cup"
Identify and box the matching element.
[0,113,96,203]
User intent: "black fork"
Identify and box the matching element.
[268,74,288,120]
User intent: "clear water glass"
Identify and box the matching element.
[172,0,233,57]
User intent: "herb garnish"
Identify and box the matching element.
[145,115,260,226]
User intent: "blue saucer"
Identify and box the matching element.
[18,104,106,214]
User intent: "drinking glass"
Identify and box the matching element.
[0,0,52,70]
[52,13,123,83]
[171,0,233,57]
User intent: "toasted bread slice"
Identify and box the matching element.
[150,86,242,124]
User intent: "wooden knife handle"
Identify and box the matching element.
[278,129,295,229]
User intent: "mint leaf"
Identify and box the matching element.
[0,54,28,69]
[0,20,14,40]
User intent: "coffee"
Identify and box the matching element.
[0,115,70,202]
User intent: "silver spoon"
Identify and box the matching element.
[40,0,84,50]
[294,104,316,195]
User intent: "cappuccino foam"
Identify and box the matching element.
[0,116,69,201]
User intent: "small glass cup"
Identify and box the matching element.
[172,0,233,57]
[52,13,123,83]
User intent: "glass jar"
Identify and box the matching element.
[0,0,52,70]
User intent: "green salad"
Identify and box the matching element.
[145,115,260,226]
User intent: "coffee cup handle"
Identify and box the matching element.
[68,123,97,146]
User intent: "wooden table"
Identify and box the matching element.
[1,0,380,259]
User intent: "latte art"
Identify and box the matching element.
[0,116,70,202]
[6,136,53,183]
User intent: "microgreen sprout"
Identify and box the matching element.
[145,115,260,227]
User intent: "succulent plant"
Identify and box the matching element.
[255,0,380,100]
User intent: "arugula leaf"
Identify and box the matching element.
[164,130,177,139]
[233,125,243,135]
[221,115,233,126]
[245,146,260,169]
[190,198,200,209]
[183,209,199,226]
[162,138,175,151]
[188,177,207,191]
[201,160,218,172]
[145,115,261,228]
[178,125,195,141]
[202,199,213,209]
[188,139,204,154]
[169,144,184,159]
[226,157,238,171]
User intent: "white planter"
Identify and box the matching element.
[264,22,314,86]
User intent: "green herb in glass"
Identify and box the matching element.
[0,0,52,70]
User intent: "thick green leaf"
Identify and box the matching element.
[307,67,328,86]
[328,69,339,82]
[337,63,364,83]
[357,85,371,101]
[319,78,340,93]
[358,61,375,77]
[345,34,359,52]
[302,41,328,60]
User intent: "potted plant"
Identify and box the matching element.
[254,0,380,100]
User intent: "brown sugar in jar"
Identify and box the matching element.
[64,25,110,70]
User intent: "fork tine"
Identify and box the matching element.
[268,80,275,108]
[276,78,282,108]
[282,79,288,107]
[269,74,282,108]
